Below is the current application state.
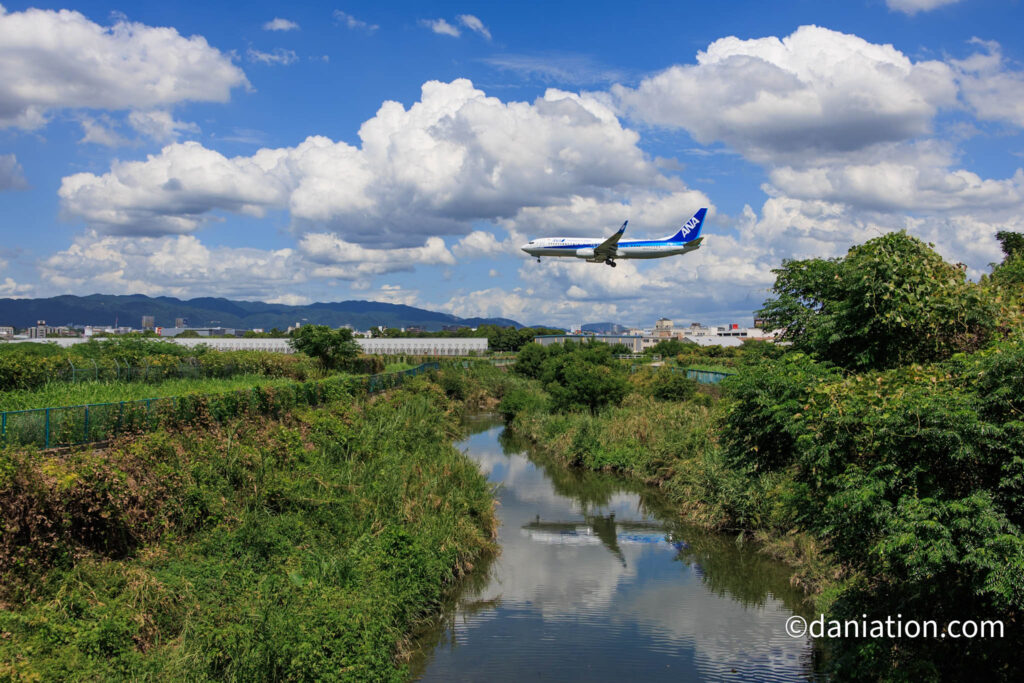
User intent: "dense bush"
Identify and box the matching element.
[759,231,997,370]
[0,339,323,391]
[718,231,1024,678]
[0,381,495,680]
[288,325,361,370]
[515,341,628,414]
[650,372,698,402]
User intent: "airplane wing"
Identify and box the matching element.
[594,221,627,260]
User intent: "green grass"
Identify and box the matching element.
[0,380,496,680]
[383,362,415,373]
[0,375,316,412]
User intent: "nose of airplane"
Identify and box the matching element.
[520,243,532,253]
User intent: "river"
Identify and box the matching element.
[410,415,822,681]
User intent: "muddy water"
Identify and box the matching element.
[411,415,821,681]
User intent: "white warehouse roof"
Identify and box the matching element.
[5,336,488,355]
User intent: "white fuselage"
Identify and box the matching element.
[521,237,701,260]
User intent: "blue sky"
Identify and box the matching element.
[2,0,1023,327]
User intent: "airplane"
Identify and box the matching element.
[520,208,707,267]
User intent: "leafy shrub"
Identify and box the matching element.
[288,325,361,370]
[651,372,697,401]
[759,231,997,370]
[498,385,548,421]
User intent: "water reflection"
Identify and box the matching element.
[411,416,820,681]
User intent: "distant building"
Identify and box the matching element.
[653,318,675,338]
[26,320,76,339]
[683,335,745,348]
[157,327,238,338]
[141,315,155,331]
[175,317,187,328]
[357,337,488,356]
[0,326,13,339]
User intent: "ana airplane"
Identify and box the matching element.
[520,208,707,267]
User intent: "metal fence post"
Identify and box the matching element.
[84,405,89,444]
[1,412,5,447]
[45,408,50,449]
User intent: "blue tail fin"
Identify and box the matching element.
[667,208,707,243]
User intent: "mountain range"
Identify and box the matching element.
[0,294,524,332]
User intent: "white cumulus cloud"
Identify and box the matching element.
[0,276,33,298]
[886,0,962,15]
[299,233,455,277]
[59,79,681,249]
[0,5,248,129]
[458,14,491,40]
[59,141,296,235]
[420,18,460,37]
[128,110,200,142]
[952,39,1024,128]
[0,154,28,190]
[333,10,378,32]
[263,17,299,31]
[612,25,957,162]
[247,48,299,66]
[39,232,305,299]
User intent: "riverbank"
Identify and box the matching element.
[411,414,820,681]
[0,376,496,680]
[481,342,1024,680]
[495,386,836,595]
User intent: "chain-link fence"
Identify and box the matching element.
[629,365,735,384]
[681,368,735,384]
[1,362,439,450]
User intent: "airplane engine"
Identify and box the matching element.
[574,247,595,259]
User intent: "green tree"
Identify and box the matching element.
[545,358,628,414]
[759,231,995,370]
[651,371,697,401]
[647,338,694,357]
[534,341,627,414]
[988,230,1024,291]
[288,325,361,370]
[996,230,1024,261]
[513,342,550,379]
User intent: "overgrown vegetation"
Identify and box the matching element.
[0,338,322,392]
[0,377,496,680]
[288,325,363,371]
[495,230,1024,681]
[0,375,304,412]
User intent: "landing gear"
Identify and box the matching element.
[536,257,542,263]
[606,260,617,268]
